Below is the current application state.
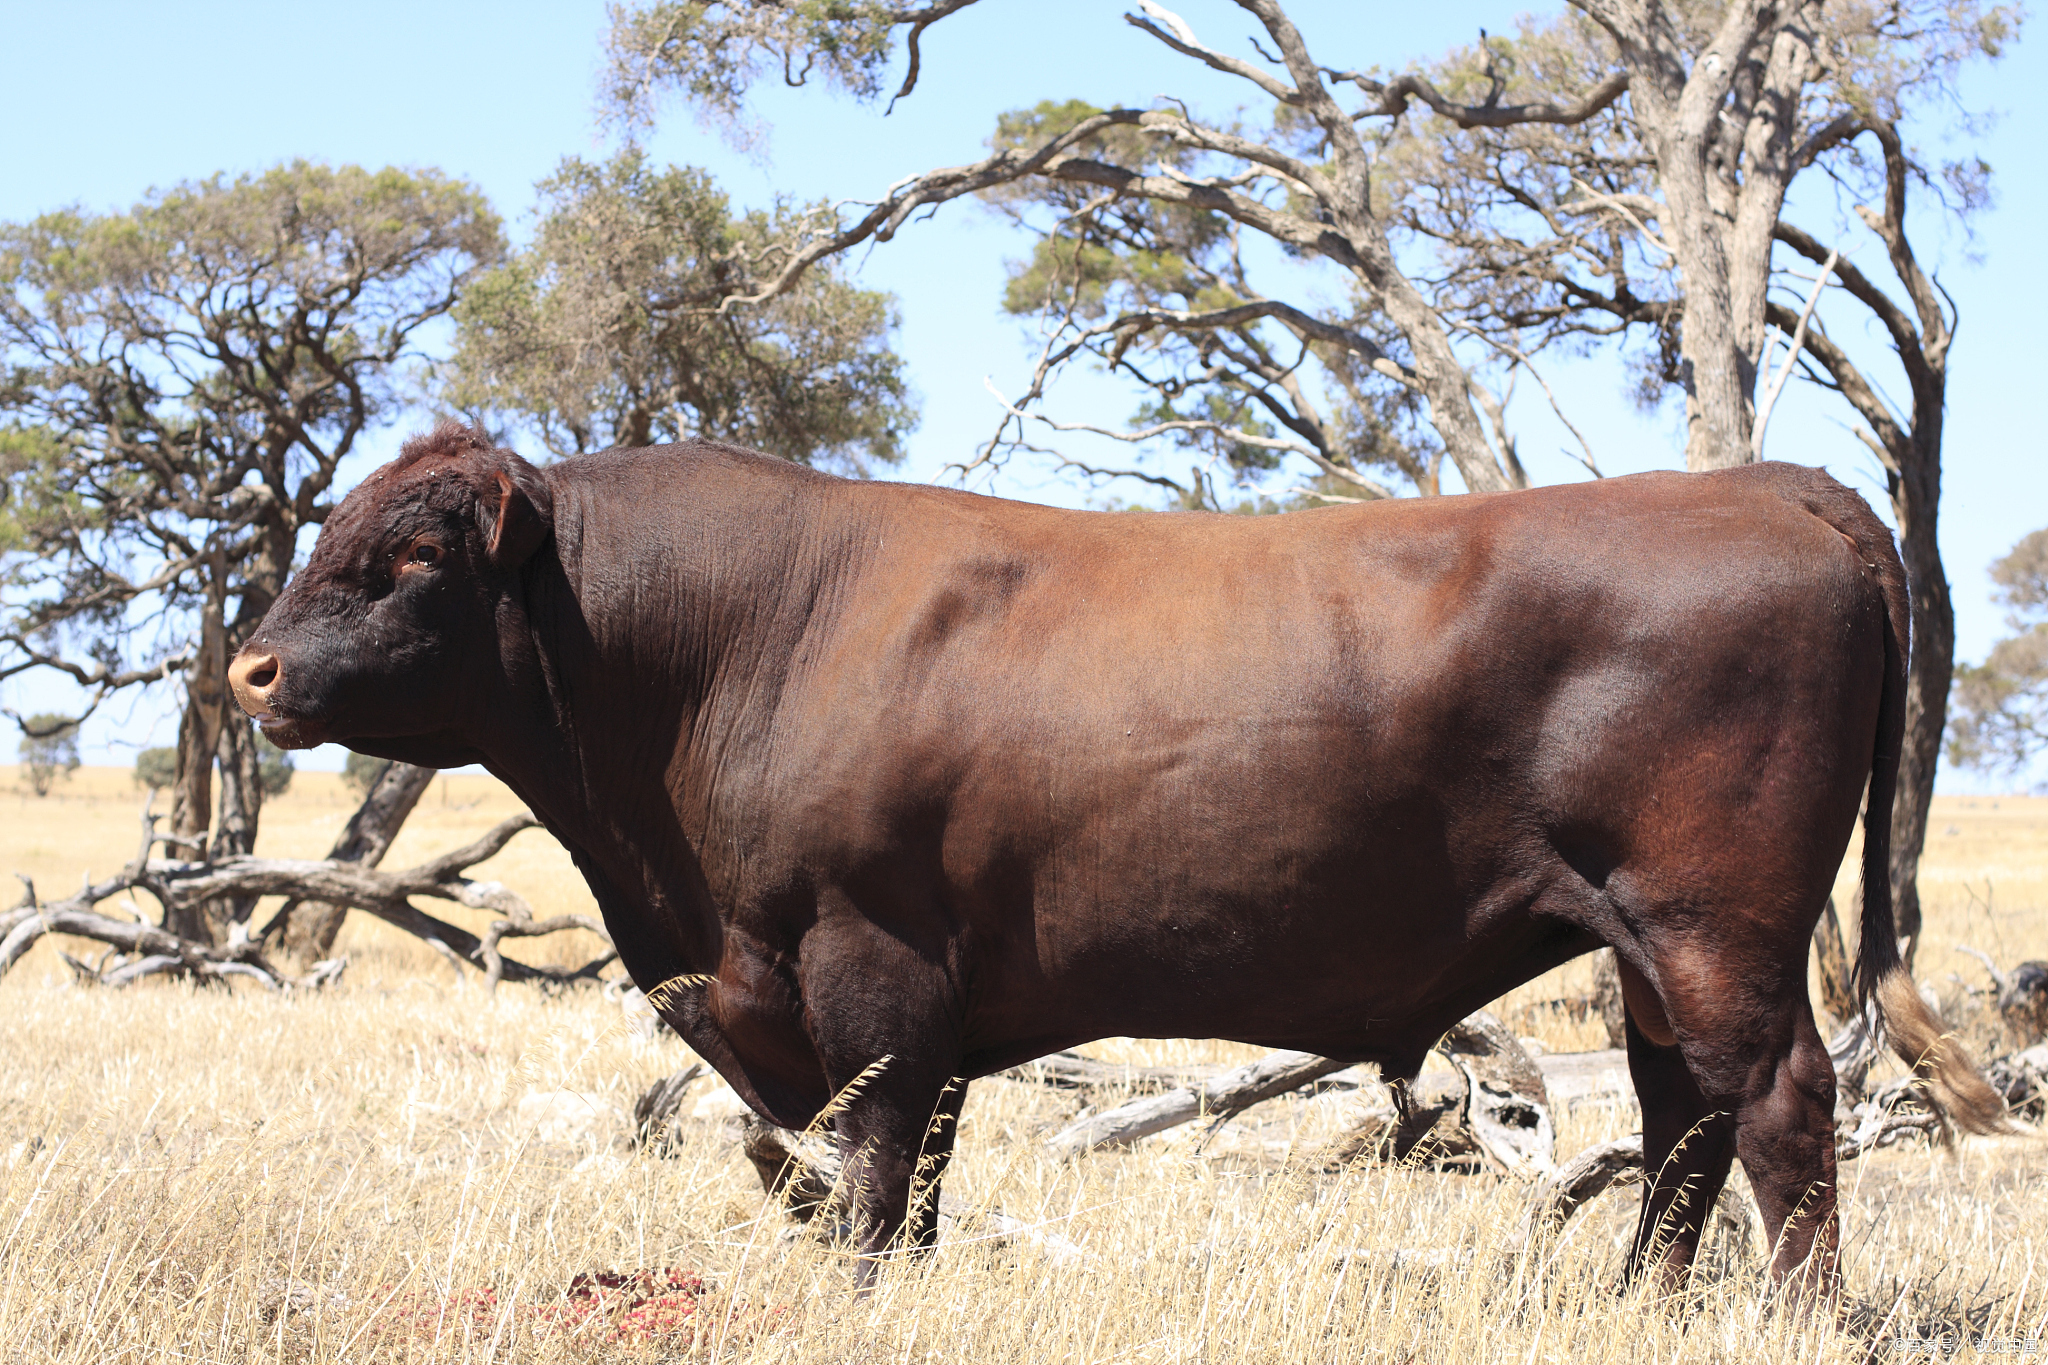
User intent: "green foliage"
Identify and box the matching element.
[134,746,178,790]
[17,712,79,796]
[977,95,1435,500]
[1950,529,2048,780]
[602,1,908,145]
[0,425,89,559]
[134,736,289,794]
[445,150,912,472]
[597,0,2015,507]
[988,100,1217,323]
[343,749,390,796]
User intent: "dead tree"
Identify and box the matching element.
[1,799,612,991]
[981,1011,1555,1170]
[263,761,437,969]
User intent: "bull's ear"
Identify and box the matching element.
[480,466,553,568]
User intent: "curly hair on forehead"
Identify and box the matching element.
[395,420,500,471]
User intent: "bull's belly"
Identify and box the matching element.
[953,864,1599,1075]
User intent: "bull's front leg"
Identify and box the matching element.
[834,1073,968,1286]
[797,893,972,1287]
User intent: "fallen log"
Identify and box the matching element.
[1,853,293,985]
[632,1062,706,1150]
[1522,1134,1643,1240]
[2007,964,2048,1043]
[1046,1011,1557,1173]
[1311,1072,1477,1171]
[647,1024,2041,1270]
[1957,945,2048,1046]
[998,1051,1224,1094]
[1440,1012,1555,1176]
[1311,1014,1558,1176]
[1044,1050,1355,1158]
[1535,1048,1632,1113]
[263,760,436,970]
[1985,1043,2048,1120]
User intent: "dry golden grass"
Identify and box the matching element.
[1,768,2044,1361]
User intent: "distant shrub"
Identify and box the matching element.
[134,746,179,791]
[136,735,291,796]
[18,714,80,796]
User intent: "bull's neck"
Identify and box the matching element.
[476,449,862,958]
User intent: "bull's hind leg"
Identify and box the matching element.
[1620,973,1736,1292]
[1729,1001,1840,1295]
[1618,950,1840,1299]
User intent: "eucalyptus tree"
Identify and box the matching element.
[1951,530,2048,782]
[444,150,914,473]
[0,162,502,941]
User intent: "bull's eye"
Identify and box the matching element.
[409,543,442,567]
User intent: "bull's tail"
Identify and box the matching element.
[1839,491,2007,1135]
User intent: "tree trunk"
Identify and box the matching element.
[168,527,296,948]
[163,570,229,942]
[1812,896,1857,1023]
[190,717,266,945]
[264,760,437,969]
[1888,441,1950,973]
[1670,212,1755,471]
[1572,0,1823,473]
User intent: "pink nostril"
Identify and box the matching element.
[228,651,283,714]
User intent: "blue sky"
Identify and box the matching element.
[3,1,2042,786]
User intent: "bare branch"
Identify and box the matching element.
[1102,300,1416,385]
[1751,247,1838,458]
[1453,328,1603,478]
[716,114,1353,322]
[1775,221,1923,372]
[883,0,982,111]
[1333,67,1631,129]
[1764,300,1909,465]
[1124,3,1300,104]
[1569,178,1672,259]
[414,814,545,882]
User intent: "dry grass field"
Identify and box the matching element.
[1,767,2043,1362]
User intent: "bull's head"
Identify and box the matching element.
[228,423,553,765]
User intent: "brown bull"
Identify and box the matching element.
[229,424,2003,1294]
